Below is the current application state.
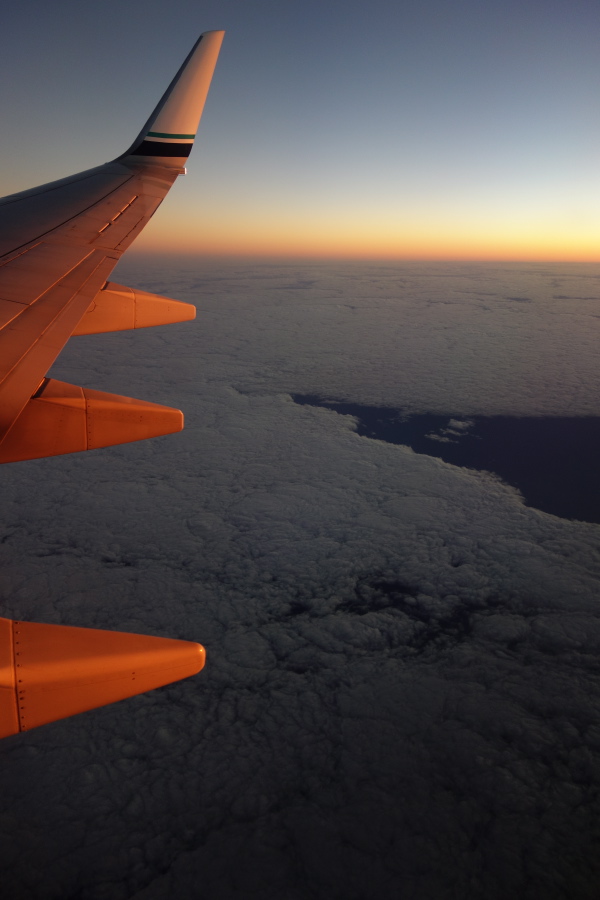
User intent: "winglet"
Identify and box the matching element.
[121,30,225,167]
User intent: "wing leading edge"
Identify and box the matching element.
[0,31,225,737]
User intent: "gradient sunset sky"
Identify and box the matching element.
[1,0,599,261]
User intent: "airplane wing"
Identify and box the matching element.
[0,31,225,738]
[0,30,225,464]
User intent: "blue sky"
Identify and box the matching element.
[1,0,599,258]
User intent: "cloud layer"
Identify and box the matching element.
[1,260,600,899]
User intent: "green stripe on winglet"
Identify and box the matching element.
[147,131,196,139]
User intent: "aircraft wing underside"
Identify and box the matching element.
[0,29,224,464]
[0,30,225,738]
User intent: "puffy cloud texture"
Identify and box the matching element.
[1,260,600,899]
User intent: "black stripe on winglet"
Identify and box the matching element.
[132,140,193,158]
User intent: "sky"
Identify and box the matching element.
[1,0,600,260]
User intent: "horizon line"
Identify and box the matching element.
[123,250,600,265]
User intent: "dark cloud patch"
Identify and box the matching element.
[553,295,600,301]
[291,395,600,523]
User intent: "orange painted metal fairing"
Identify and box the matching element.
[72,281,196,335]
[0,618,19,738]
[0,378,183,463]
[0,616,205,737]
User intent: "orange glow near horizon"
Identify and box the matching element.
[135,209,600,262]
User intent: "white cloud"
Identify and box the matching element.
[1,259,600,898]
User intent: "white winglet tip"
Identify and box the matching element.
[123,30,225,166]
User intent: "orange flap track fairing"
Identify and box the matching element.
[0,618,205,737]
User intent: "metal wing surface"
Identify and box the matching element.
[0,30,225,463]
[0,30,225,739]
